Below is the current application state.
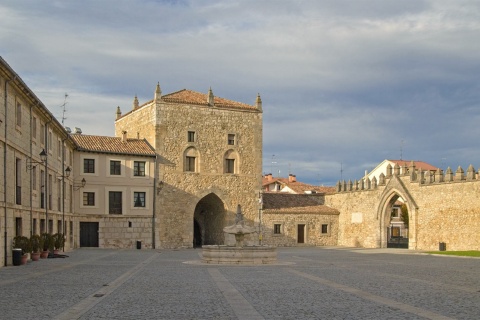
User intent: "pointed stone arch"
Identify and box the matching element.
[193,192,228,246]
[376,175,418,249]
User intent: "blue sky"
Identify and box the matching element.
[2,0,480,186]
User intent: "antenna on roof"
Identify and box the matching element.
[340,162,343,180]
[60,93,68,126]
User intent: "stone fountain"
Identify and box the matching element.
[202,205,277,264]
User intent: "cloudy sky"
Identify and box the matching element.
[2,0,480,186]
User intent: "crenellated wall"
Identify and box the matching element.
[326,162,480,251]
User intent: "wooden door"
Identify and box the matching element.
[80,222,99,247]
[297,224,305,244]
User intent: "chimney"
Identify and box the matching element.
[266,173,273,181]
[122,130,127,142]
[289,174,296,182]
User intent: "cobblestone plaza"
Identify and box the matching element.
[0,248,478,319]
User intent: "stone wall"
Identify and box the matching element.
[262,211,339,246]
[115,89,263,248]
[328,166,480,251]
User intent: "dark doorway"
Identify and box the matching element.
[80,222,99,247]
[297,224,305,244]
[193,193,226,246]
[193,219,202,248]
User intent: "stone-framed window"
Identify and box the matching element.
[227,133,235,145]
[321,223,331,236]
[32,116,37,140]
[224,150,239,174]
[188,131,196,143]
[184,147,199,172]
[273,222,283,235]
[16,101,22,128]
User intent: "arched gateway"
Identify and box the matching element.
[193,193,227,247]
[377,175,418,249]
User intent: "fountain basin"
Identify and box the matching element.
[202,245,277,265]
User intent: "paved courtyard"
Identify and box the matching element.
[0,247,478,319]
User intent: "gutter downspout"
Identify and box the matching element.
[4,76,16,266]
[61,135,68,251]
[44,118,52,234]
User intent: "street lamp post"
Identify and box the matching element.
[59,166,71,252]
[27,149,47,233]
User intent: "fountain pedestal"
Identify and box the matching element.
[202,205,277,265]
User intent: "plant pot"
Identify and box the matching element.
[53,249,59,255]
[40,251,49,259]
[21,254,28,265]
[31,252,40,261]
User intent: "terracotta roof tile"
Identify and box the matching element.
[162,89,256,110]
[262,177,335,194]
[389,160,439,171]
[71,134,156,156]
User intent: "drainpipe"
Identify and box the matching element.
[44,118,52,234]
[152,153,158,249]
[4,76,16,266]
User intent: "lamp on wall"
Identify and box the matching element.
[73,178,86,191]
[26,149,47,170]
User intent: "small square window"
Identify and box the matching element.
[188,131,196,142]
[83,192,95,206]
[321,224,328,234]
[134,161,146,176]
[228,134,235,145]
[273,224,282,234]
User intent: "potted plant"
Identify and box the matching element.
[53,233,65,254]
[30,234,42,261]
[13,236,30,265]
[40,233,53,258]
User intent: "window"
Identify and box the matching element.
[184,147,198,172]
[110,160,121,175]
[83,192,95,206]
[40,170,45,209]
[188,131,196,142]
[32,116,37,139]
[15,218,22,236]
[224,150,238,174]
[48,174,52,210]
[228,134,235,145]
[15,158,21,205]
[84,159,95,173]
[186,156,196,172]
[225,159,235,174]
[57,220,62,235]
[48,219,53,234]
[133,192,146,207]
[16,102,22,127]
[40,124,45,144]
[40,219,45,234]
[48,131,52,151]
[33,219,37,235]
[57,140,61,159]
[69,221,73,243]
[273,224,282,234]
[321,224,328,234]
[133,161,145,176]
[32,166,37,191]
[109,191,122,214]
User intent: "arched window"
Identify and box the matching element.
[224,150,239,174]
[184,147,199,172]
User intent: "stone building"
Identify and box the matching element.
[262,193,339,246]
[115,85,263,248]
[70,133,156,249]
[0,57,76,266]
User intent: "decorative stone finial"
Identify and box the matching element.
[116,106,122,120]
[256,93,262,111]
[155,82,162,102]
[133,95,139,109]
[207,87,214,106]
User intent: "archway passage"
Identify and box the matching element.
[193,193,227,246]
[385,194,409,249]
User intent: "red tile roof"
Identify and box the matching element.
[71,134,156,156]
[389,160,439,171]
[262,176,336,194]
[162,89,256,110]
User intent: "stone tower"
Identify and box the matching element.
[115,85,263,248]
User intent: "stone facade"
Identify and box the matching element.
[0,57,76,266]
[115,86,263,248]
[329,163,480,251]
